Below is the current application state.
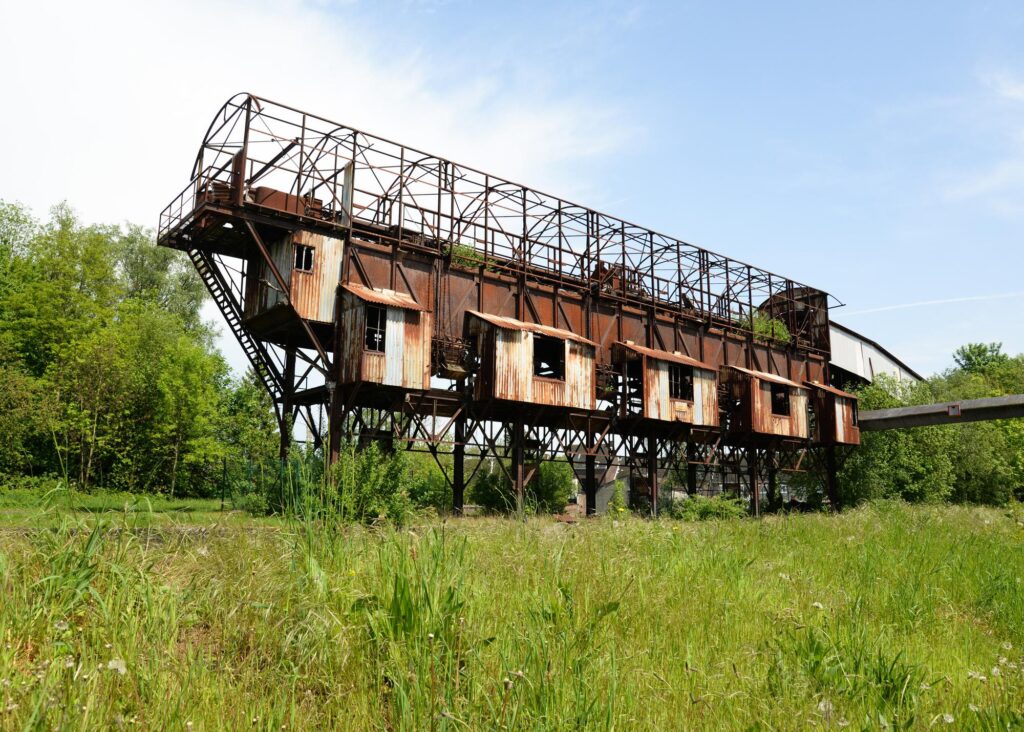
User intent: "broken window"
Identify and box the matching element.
[365,304,387,352]
[770,382,790,416]
[850,399,859,427]
[669,364,694,401]
[294,244,314,272]
[533,335,565,380]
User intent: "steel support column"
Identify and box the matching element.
[647,435,659,517]
[825,445,839,510]
[585,438,597,516]
[513,419,525,515]
[453,390,466,515]
[280,346,296,460]
[749,448,760,517]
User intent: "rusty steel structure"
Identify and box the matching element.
[158,93,860,515]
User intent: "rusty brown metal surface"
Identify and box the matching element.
[467,310,596,346]
[158,93,860,515]
[341,282,429,311]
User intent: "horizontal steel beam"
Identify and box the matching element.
[860,394,1024,431]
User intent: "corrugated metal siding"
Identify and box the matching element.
[835,398,847,444]
[493,327,531,402]
[477,318,595,408]
[646,360,668,421]
[695,368,718,426]
[566,340,595,409]
[291,231,343,323]
[337,292,365,384]
[833,396,860,445]
[383,307,406,386]
[642,362,718,425]
[362,351,385,383]
[338,295,432,390]
[753,381,809,438]
[255,235,293,312]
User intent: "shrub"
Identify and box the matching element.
[660,494,748,521]
[468,459,575,514]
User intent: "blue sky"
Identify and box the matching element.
[2,0,1022,375]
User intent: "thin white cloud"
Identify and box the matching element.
[940,69,1024,213]
[844,291,1024,316]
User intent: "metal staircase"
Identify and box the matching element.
[188,249,285,413]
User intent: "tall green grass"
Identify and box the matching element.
[1,502,1023,728]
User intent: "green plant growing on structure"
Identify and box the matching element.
[739,312,791,346]
[445,242,495,271]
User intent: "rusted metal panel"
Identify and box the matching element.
[469,313,595,408]
[338,289,432,390]
[567,340,595,409]
[616,340,715,370]
[337,291,365,384]
[615,342,718,426]
[493,326,531,402]
[362,351,386,383]
[290,230,343,323]
[731,365,803,388]
[695,369,719,426]
[733,366,809,438]
[467,310,596,346]
[384,307,406,386]
[341,282,427,310]
[253,233,292,313]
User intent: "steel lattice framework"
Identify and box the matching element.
[159,93,854,515]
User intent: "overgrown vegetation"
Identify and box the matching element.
[0,201,276,497]
[1,501,1022,728]
[840,343,1024,507]
[740,311,791,345]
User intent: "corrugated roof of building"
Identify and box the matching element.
[615,341,714,370]
[466,310,596,346]
[804,381,858,399]
[728,365,806,389]
[342,283,428,311]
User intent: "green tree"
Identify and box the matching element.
[953,342,1008,374]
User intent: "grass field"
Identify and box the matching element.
[1,498,1023,730]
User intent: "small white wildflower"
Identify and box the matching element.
[812,602,824,610]
[967,670,987,682]
[5,703,18,712]
[920,681,931,691]
[104,643,112,650]
[969,704,980,712]
[107,658,126,676]
[64,658,74,669]
[186,723,193,730]
[1002,641,1013,651]
[196,546,208,557]
[54,620,69,632]
[943,713,954,724]
[779,573,791,581]
[991,666,1000,677]
[817,699,834,718]
[999,656,1008,666]
[837,719,849,728]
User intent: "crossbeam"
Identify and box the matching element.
[859,394,1024,431]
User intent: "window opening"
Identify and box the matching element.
[533,335,565,380]
[770,383,790,416]
[365,304,387,352]
[669,364,694,401]
[294,244,314,272]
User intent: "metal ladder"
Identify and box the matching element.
[187,249,284,409]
